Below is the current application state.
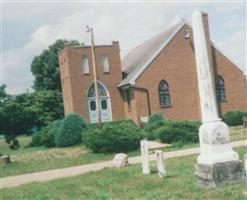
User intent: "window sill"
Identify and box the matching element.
[83,73,90,76]
[103,71,110,74]
[160,105,171,108]
[218,99,227,103]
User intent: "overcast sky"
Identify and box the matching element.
[1,1,246,94]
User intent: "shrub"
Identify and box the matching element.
[147,112,165,124]
[31,132,42,146]
[41,128,59,147]
[55,113,87,147]
[223,111,247,126]
[83,120,144,153]
[9,139,20,150]
[144,113,166,140]
[30,119,63,147]
[158,120,200,144]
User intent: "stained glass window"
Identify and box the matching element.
[159,80,171,107]
[216,75,226,102]
[88,82,107,97]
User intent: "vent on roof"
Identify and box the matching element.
[184,29,190,39]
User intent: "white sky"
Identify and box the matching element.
[1,1,246,94]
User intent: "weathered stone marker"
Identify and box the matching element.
[192,11,244,187]
[112,153,128,168]
[155,150,166,178]
[0,155,11,166]
[140,140,150,174]
[244,154,247,184]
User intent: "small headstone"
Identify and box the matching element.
[0,155,11,166]
[140,140,150,174]
[244,154,247,184]
[112,153,128,168]
[155,150,166,178]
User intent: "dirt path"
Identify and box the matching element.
[1,140,246,189]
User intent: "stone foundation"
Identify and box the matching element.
[196,160,245,187]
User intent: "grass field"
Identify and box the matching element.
[0,125,246,178]
[1,146,246,200]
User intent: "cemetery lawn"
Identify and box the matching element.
[1,146,246,200]
[1,125,246,178]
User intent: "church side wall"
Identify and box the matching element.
[135,25,201,121]
[212,47,247,113]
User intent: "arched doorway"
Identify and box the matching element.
[87,81,112,123]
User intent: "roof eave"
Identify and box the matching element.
[126,21,187,85]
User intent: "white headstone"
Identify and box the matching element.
[140,140,150,174]
[155,150,166,178]
[244,154,247,184]
[112,153,128,168]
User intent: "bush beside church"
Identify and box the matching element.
[30,111,246,153]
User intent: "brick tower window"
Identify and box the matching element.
[216,75,226,102]
[101,55,109,73]
[82,55,89,74]
[159,80,171,107]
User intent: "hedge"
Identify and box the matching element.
[83,120,144,153]
[158,120,200,144]
[223,111,247,126]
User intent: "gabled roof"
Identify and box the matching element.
[119,20,186,87]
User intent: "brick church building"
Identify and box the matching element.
[58,13,247,124]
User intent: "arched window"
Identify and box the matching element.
[82,55,89,74]
[101,55,109,73]
[88,82,107,98]
[159,80,171,107]
[216,75,226,102]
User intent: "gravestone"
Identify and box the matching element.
[192,11,244,187]
[112,153,128,168]
[155,150,166,178]
[0,155,11,166]
[140,140,150,174]
[244,154,247,184]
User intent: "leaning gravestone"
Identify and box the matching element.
[140,140,150,174]
[192,11,244,187]
[112,153,128,168]
[0,155,11,166]
[155,150,166,178]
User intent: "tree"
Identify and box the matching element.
[0,89,64,147]
[31,90,64,128]
[31,39,80,91]
[0,95,37,144]
[0,84,11,105]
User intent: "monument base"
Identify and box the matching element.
[196,160,245,187]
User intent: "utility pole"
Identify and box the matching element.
[86,26,102,126]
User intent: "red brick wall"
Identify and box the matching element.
[134,24,247,121]
[59,42,125,122]
[59,26,247,124]
[212,47,247,114]
[135,25,201,120]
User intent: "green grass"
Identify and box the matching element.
[1,146,246,200]
[0,125,246,178]
[230,125,247,141]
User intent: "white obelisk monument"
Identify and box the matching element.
[192,11,244,187]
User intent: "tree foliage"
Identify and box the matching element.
[31,39,80,91]
[0,87,64,145]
